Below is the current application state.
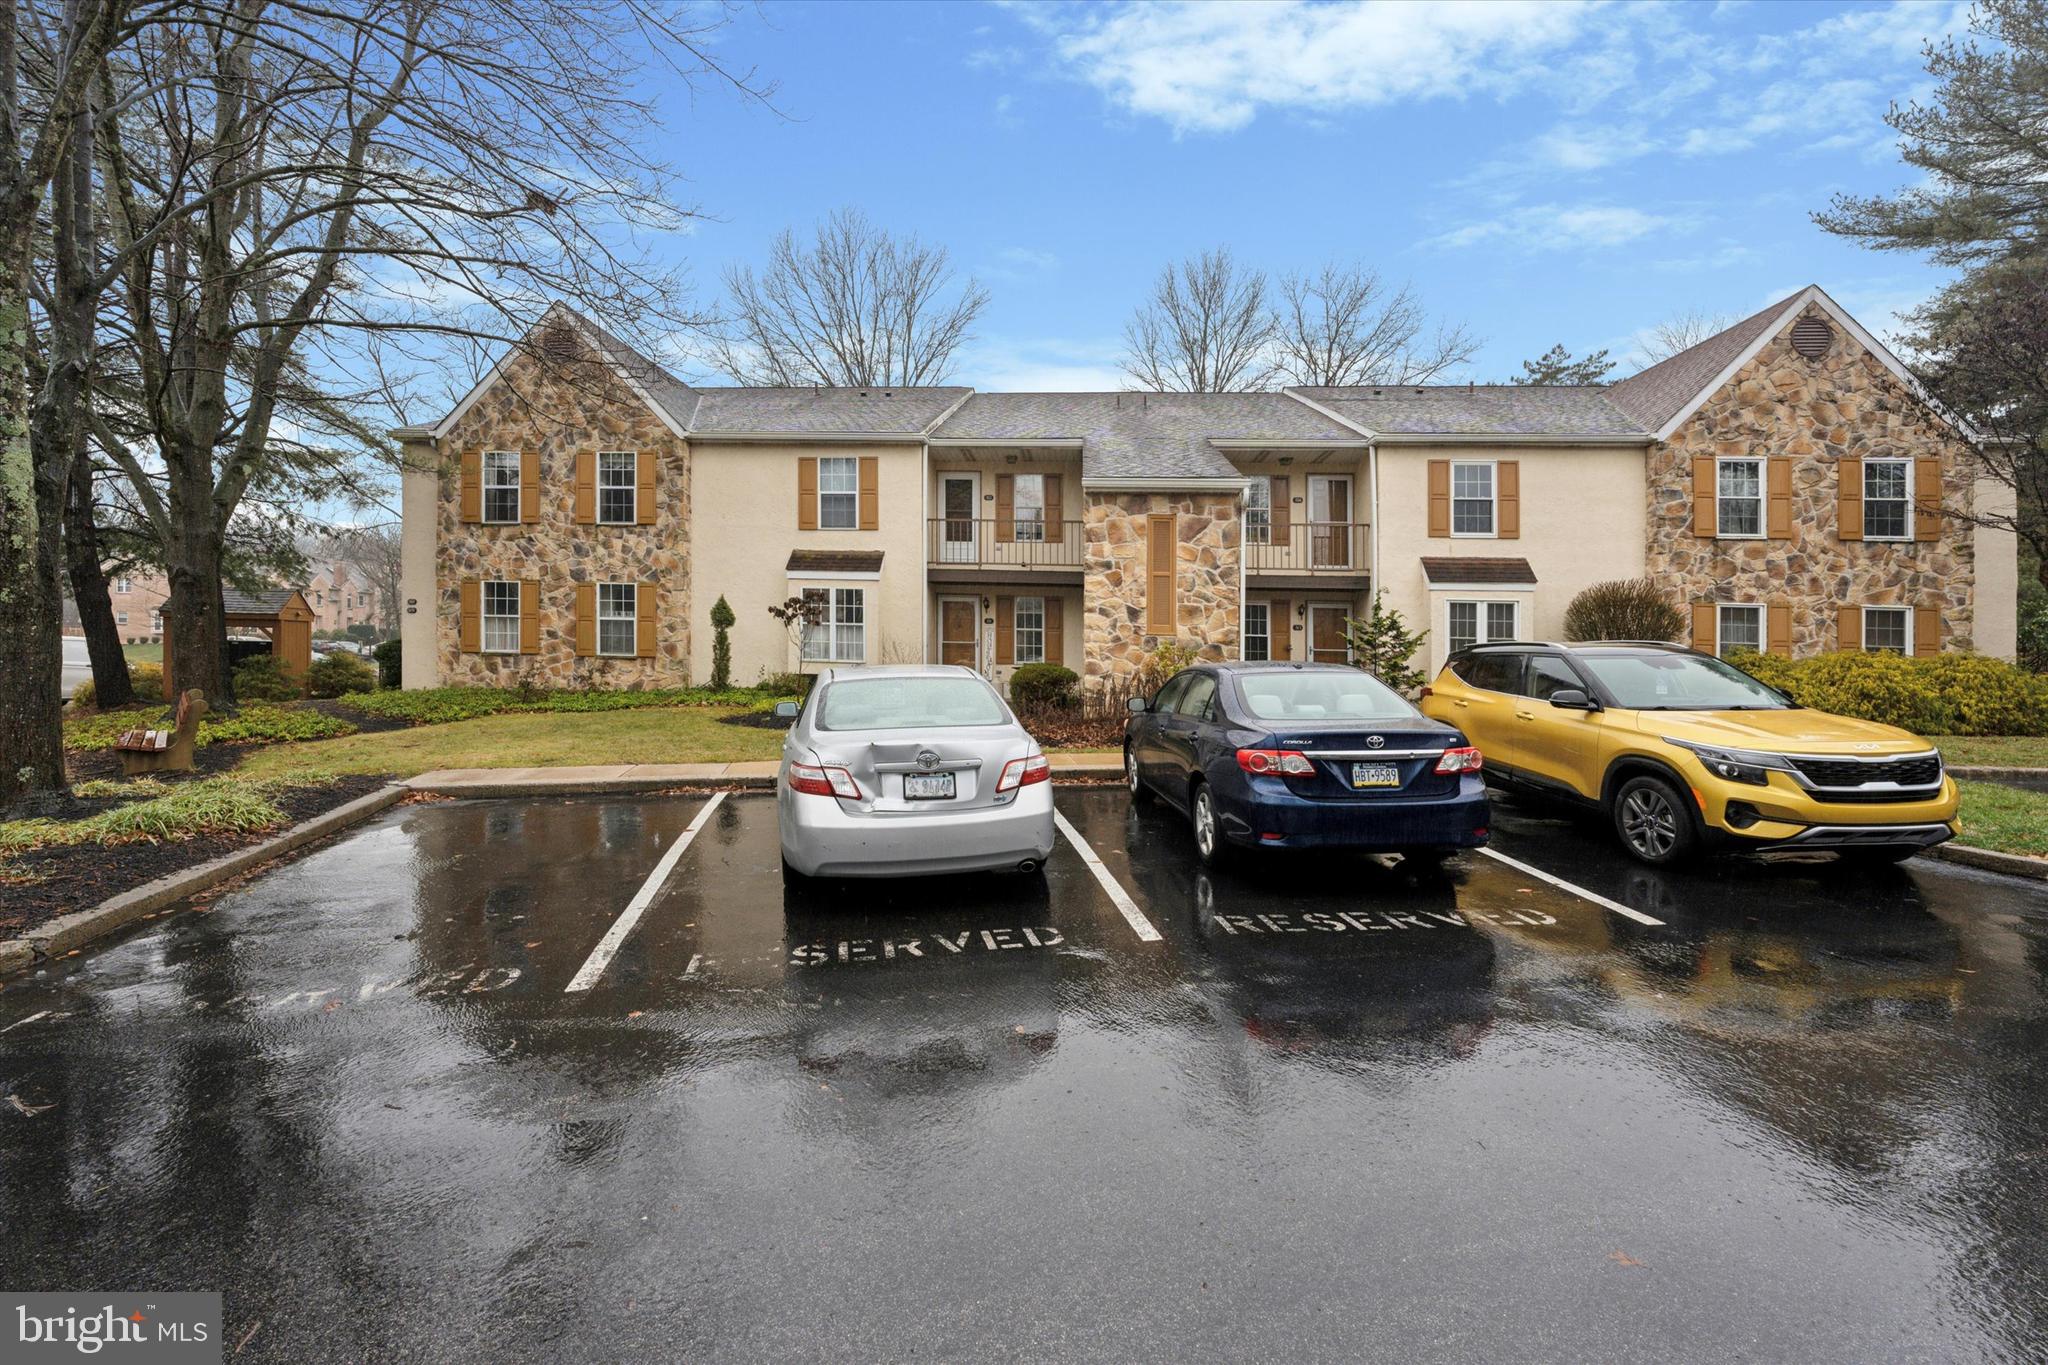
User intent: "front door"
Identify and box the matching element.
[940,474,979,563]
[1308,604,1350,664]
[1308,476,1351,568]
[939,597,980,670]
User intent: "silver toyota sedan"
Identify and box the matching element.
[775,665,1057,880]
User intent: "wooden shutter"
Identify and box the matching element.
[520,449,540,524]
[1044,473,1064,542]
[459,450,482,523]
[995,474,1015,543]
[1269,475,1290,543]
[1837,604,1860,652]
[519,580,541,654]
[1497,460,1520,539]
[573,583,596,657]
[1044,595,1064,665]
[1270,597,1290,660]
[1145,514,1176,635]
[797,457,818,531]
[1914,605,1942,657]
[1767,600,1792,657]
[1767,458,1793,538]
[459,580,481,652]
[1426,460,1450,538]
[1690,602,1715,653]
[995,596,1015,665]
[637,583,657,657]
[573,452,596,525]
[858,456,879,531]
[1692,456,1717,538]
[638,450,658,526]
[1914,458,1941,541]
[1837,459,1862,541]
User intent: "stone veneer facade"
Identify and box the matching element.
[1082,492,1241,687]
[433,346,691,686]
[1646,303,1978,655]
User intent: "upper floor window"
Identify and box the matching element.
[1245,478,1271,546]
[597,582,637,657]
[482,450,521,523]
[1717,459,1763,538]
[1015,595,1045,664]
[598,451,637,525]
[818,457,858,530]
[1863,606,1910,654]
[481,580,521,653]
[1717,604,1762,658]
[1451,462,1495,536]
[1013,474,1045,543]
[115,578,132,594]
[1864,459,1910,540]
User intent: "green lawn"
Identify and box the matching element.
[1956,781,2048,859]
[1932,736,2048,768]
[122,641,162,664]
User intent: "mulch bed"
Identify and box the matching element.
[0,774,393,937]
[65,742,244,785]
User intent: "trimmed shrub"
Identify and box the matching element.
[71,662,163,710]
[709,596,735,691]
[306,651,377,698]
[373,639,402,689]
[1010,663,1080,709]
[1728,650,2048,736]
[1563,578,1686,643]
[334,683,798,726]
[759,671,815,697]
[233,653,301,702]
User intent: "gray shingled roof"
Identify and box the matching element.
[1295,384,1645,437]
[222,587,297,616]
[564,309,701,434]
[1606,288,1805,433]
[688,386,970,436]
[934,392,1358,481]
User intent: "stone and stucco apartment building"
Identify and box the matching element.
[395,286,2019,695]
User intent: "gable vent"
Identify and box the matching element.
[1790,316,1835,360]
[539,324,579,362]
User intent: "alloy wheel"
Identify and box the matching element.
[1193,788,1216,858]
[1620,787,1678,859]
[1127,751,1142,795]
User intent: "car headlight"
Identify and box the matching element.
[1661,737,1794,787]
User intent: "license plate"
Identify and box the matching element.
[904,772,956,800]
[1350,763,1401,789]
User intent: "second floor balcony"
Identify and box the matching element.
[1244,520,1369,577]
[927,517,1084,572]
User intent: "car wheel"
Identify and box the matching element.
[1125,747,1152,803]
[1190,782,1232,868]
[1612,774,1698,866]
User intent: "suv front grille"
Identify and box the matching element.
[1789,753,1942,793]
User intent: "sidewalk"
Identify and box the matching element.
[406,751,1127,797]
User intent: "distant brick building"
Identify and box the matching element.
[306,561,378,635]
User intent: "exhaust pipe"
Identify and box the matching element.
[1016,859,1040,874]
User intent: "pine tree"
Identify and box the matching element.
[1512,343,1614,385]
[709,595,735,690]
[1341,592,1429,694]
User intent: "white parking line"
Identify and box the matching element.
[1478,847,1666,926]
[1053,809,1163,943]
[565,793,728,992]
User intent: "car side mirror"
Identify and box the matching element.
[1126,696,1149,714]
[772,701,801,722]
[1548,689,1597,712]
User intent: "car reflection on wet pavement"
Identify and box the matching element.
[2,787,2046,1362]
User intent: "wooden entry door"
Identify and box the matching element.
[1308,604,1350,664]
[940,597,979,669]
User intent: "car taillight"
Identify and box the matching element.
[788,762,861,798]
[998,754,1050,792]
[1237,748,1317,777]
[1434,746,1483,774]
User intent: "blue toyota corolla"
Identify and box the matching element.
[1123,662,1490,869]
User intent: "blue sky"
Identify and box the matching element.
[642,0,1972,390]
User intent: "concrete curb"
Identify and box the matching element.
[405,763,1126,799]
[1,783,407,974]
[1927,842,2048,882]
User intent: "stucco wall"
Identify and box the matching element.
[1082,491,1241,687]
[400,449,439,688]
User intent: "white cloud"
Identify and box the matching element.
[983,246,1059,280]
[956,335,1125,391]
[1429,203,1676,253]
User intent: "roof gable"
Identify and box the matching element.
[423,304,697,441]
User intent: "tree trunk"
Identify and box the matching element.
[62,450,132,708]
[0,272,70,814]
[162,451,231,709]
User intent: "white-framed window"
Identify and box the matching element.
[818,457,858,530]
[482,450,521,523]
[1863,606,1910,654]
[1447,599,1519,652]
[115,578,132,594]
[1243,602,1270,661]
[149,612,161,632]
[801,586,866,662]
[1717,458,1763,538]
[1013,473,1046,543]
[1451,461,1495,536]
[1717,604,1762,658]
[597,582,637,657]
[598,451,637,525]
[481,580,520,653]
[1864,459,1910,540]
[1245,478,1271,546]
[116,612,129,626]
[1015,595,1045,664]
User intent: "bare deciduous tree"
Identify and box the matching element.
[1635,309,1733,368]
[1271,264,1477,387]
[709,208,988,387]
[334,524,403,636]
[1121,248,1275,392]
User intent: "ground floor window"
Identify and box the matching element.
[1015,595,1045,664]
[802,586,866,662]
[1244,602,1270,661]
[1717,604,1762,658]
[597,582,636,657]
[1447,599,1519,653]
[1862,606,1910,654]
[482,581,520,653]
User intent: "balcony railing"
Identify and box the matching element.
[928,518,1084,570]
[1243,520,1368,574]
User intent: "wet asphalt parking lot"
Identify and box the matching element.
[3,787,2047,1362]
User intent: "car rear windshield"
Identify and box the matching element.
[1234,671,1413,722]
[816,676,1010,731]
[1573,652,1792,711]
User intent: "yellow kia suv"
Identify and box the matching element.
[1420,641,1960,867]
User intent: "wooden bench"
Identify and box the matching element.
[114,688,209,776]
